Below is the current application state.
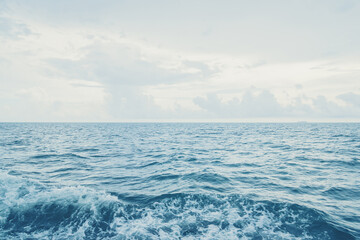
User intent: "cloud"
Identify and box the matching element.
[5,0,360,61]
[193,89,360,119]
[0,17,32,39]
[338,92,360,107]
[193,90,284,118]
[1,0,360,121]
[42,40,217,120]
[47,43,206,86]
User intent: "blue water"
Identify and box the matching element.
[0,123,359,239]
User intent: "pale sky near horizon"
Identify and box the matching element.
[1,0,360,122]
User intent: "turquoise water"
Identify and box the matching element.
[0,123,359,239]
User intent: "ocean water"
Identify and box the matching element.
[0,123,359,240]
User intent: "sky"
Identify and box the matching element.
[1,0,360,122]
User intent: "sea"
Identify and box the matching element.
[0,123,359,239]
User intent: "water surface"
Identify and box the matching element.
[0,123,359,239]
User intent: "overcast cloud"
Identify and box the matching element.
[1,0,360,121]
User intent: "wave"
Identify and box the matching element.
[0,173,356,240]
[0,139,29,147]
[30,153,88,159]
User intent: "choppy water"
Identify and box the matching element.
[0,123,359,239]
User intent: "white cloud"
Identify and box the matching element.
[1,0,360,121]
[338,92,360,107]
[192,89,360,120]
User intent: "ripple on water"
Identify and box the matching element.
[0,123,359,239]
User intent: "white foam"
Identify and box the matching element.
[0,172,335,239]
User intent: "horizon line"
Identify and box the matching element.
[1,120,360,124]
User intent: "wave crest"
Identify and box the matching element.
[0,174,356,240]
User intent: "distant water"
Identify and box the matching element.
[0,123,359,239]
